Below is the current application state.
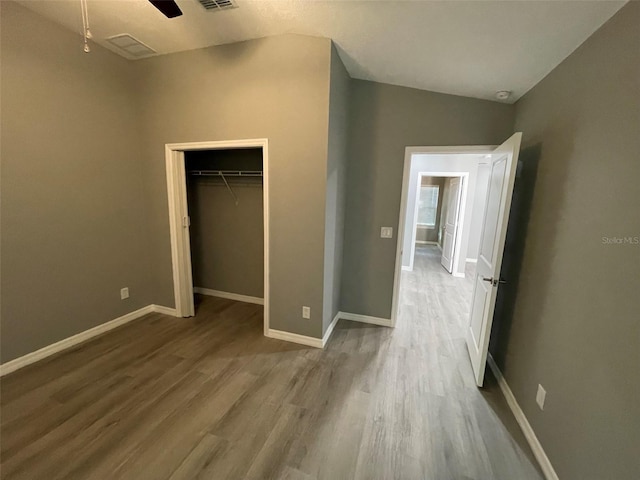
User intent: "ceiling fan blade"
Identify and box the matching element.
[148,0,183,18]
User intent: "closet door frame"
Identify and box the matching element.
[165,139,270,335]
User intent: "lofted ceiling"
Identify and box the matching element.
[18,0,626,103]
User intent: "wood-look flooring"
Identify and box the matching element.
[0,246,543,479]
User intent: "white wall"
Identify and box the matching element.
[402,154,485,276]
[466,162,491,260]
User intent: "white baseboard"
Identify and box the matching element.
[194,287,264,306]
[339,311,393,327]
[437,243,443,251]
[415,240,438,245]
[401,266,412,272]
[322,312,340,347]
[466,258,478,263]
[0,304,172,377]
[267,311,389,350]
[453,272,466,278]
[266,312,339,350]
[266,329,323,349]
[487,354,559,480]
[151,304,178,316]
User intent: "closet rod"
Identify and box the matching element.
[189,170,263,177]
[199,182,262,188]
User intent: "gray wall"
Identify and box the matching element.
[134,34,333,338]
[0,2,155,362]
[493,3,640,479]
[415,177,445,244]
[322,44,350,334]
[187,178,264,299]
[340,80,514,318]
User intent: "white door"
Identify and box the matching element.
[169,151,195,317]
[466,133,522,386]
[441,177,462,273]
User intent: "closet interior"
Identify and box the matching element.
[185,148,264,308]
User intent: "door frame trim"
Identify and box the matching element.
[392,145,495,327]
[165,139,270,335]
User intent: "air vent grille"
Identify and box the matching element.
[106,34,156,59]
[197,0,238,11]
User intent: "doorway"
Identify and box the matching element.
[392,135,522,386]
[165,139,270,335]
[186,148,264,311]
[406,172,469,276]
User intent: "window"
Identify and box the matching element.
[418,185,439,227]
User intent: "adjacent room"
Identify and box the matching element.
[1,1,638,479]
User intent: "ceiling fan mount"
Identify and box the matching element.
[148,0,183,19]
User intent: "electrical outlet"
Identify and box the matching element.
[120,287,129,300]
[302,306,311,319]
[536,384,546,410]
[381,227,393,238]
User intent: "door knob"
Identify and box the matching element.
[482,277,507,286]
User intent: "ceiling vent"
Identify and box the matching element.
[106,34,156,59]
[196,0,238,11]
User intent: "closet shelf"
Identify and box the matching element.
[189,170,263,177]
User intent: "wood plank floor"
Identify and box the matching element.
[0,246,543,479]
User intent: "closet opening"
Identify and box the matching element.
[186,147,264,312]
[165,139,270,335]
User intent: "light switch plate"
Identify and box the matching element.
[381,227,393,239]
[302,306,311,319]
[120,287,129,300]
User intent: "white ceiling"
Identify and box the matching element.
[18,0,626,102]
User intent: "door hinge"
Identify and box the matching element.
[182,216,190,228]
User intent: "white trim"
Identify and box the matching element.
[488,354,559,480]
[339,312,393,327]
[165,139,270,337]
[165,148,194,318]
[151,304,178,316]
[466,258,478,263]
[415,240,438,245]
[265,329,323,348]
[265,311,340,350]
[401,266,412,272]
[408,172,422,271]
[392,149,413,327]
[194,287,264,306]
[165,140,268,151]
[405,145,496,155]
[322,312,340,347]
[0,305,167,377]
[392,145,495,328]
[452,272,466,278]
